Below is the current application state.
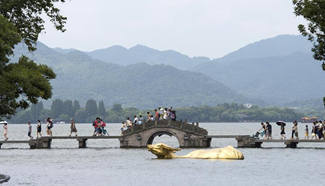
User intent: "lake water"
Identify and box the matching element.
[1,122,325,186]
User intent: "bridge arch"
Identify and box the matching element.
[146,130,181,147]
[119,120,210,148]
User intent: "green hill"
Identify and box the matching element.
[13,42,252,108]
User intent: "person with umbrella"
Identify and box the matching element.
[277,121,286,140]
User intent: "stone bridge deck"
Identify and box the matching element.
[236,136,325,148]
[1,121,325,149]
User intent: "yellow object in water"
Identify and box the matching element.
[147,143,244,160]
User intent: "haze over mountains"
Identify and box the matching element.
[14,43,248,108]
[14,34,325,108]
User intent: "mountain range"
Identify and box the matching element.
[13,34,325,108]
[13,43,249,108]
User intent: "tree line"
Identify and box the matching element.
[8,100,314,124]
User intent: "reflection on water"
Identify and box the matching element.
[0,123,325,186]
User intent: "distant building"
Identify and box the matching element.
[243,103,253,109]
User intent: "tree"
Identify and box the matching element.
[98,100,106,117]
[0,1,66,119]
[63,100,73,117]
[30,101,44,121]
[293,0,325,62]
[51,99,64,118]
[73,100,81,114]
[0,0,67,51]
[0,55,56,118]
[85,99,98,116]
[75,109,87,123]
[112,104,123,113]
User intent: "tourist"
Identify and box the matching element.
[291,121,298,139]
[280,123,286,140]
[93,117,107,136]
[69,119,77,137]
[154,109,159,120]
[163,108,168,120]
[259,122,266,139]
[323,120,325,139]
[311,122,316,139]
[46,117,53,136]
[138,115,143,125]
[3,122,8,141]
[36,120,42,138]
[27,121,33,139]
[150,114,155,121]
[170,110,176,121]
[95,118,101,136]
[99,118,108,136]
[92,118,99,136]
[146,112,151,122]
[133,115,138,125]
[315,121,321,139]
[266,122,272,139]
[121,122,127,134]
[159,108,164,120]
[126,117,132,129]
[167,108,172,118]
[318,121,324,139]
[305,125,309,139]
[93,117,100,136]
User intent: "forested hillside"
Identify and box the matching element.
[12,42,251,108]
[82,35,325,105]
[9,101,307,123]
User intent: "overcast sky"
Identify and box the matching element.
[39,0,303,58]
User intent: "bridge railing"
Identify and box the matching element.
[122,120,208,136]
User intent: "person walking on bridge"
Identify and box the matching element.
[36,120,42,138]
[69,119,77,137]
[266,122,272,139]
[27,122,33,139]
[280,124,286,140]
[3,122,8,141]
[46,118,53,136]
[291,121,298,139]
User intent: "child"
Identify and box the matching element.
[305,125,309,139]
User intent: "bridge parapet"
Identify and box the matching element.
[122,120,208,137]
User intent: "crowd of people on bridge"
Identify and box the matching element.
[3,108,325,141]
[0,117,80,140]
[255,120,325,140]
[120,107,176,133]
[310,120,325,139]
[0,107,177,140]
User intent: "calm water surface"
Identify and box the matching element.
[0,122,325,186]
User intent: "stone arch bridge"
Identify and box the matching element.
[119,120,211,148]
